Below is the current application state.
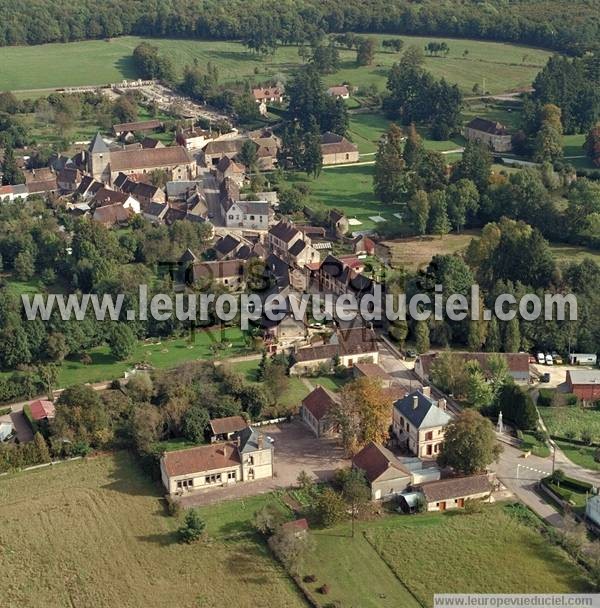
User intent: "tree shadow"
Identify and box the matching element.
[137,531,179,547]
[115,56,138,80]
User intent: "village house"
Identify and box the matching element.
[566,370,600,401]
[141,137,164,149]
[216,156,246,185]
[317,254,375,298]
[352,362,394,387]
[176,127,216,151]
[250,133,281,170]
[113,172,166,205]
[352,235,376,256]
[290,326,380,375]
[189,259,246,290]
[463,117,512,152]
[140,200,169,222]
[91,186,141,214]
[0,184,29,202]
[392,389,451,459]
[113,119,163,142]
[57,167,83,193]
[224,200,271,230]
[320,132,359,165]
[23,168,58,197]
[252,86,284,104]
[353,442,412,501]
[92,202,135,227]
[415,352,530,384]
[328,209,349,237]
[209,415,249,442]
[88,133,197,185]
[417,474,493,511]
[160,427,274,496]
[327,85,350,99]
[203,138,245,167]
[300,385,340,437]
[267,220,319,267]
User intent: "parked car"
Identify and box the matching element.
[552,354,563,365]
[540,372,551,383]
[405,350,417,359]
[537,352,545,364]
[528,355,536,364]
[545,354,554,365]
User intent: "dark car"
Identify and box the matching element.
[540,372,551,383]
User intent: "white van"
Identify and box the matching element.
[537,352,545,364]
[545,354,554,365]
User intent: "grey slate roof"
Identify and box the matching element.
[90,132,110,154]
[393,390,451,430]
[235,427,273,453]
[568,370,600,384]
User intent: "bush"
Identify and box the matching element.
[303,574,317,583]
[594,448,600,463]
[318,584,330,595]
[581,429,594,446]
[565,393,578,406]
[537,389,554,407]
[178,509,206,543]
[0,407,11,416]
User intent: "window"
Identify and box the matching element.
[227,471,236,480]
[228,214,234,220]
[425,431,433,441]
[205,474,222,484]
[250,215,255,220]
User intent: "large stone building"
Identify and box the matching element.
[88,133,197,185]
[463,117,512,152]
[392,388,451,459]
[320,132,359,165]
[160,427,273,496]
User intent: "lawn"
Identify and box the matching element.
[364,505,590,606]
[301,523,421,608]
[286,164,401,231]
[229,359,311,412]
[0,35,551,94]
[55,327,250,388]
[521,432,551,458]
[555,440,600,471]
[348,113,464,156]
[0,452,305,608]
[380,231,479,271]
[540,406,600,443]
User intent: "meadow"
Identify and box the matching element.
[0,453,305,608]
[363,505,590,606]
[53,326,250,388]
[0,34,551,94]
[540,406,600,443]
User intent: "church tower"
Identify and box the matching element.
[88,133,111,183]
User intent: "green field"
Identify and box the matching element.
[287,164,401,231]
[0,452,305,608]
[364,506,590,606]
[555,440,600,471]
[550,243,600,265]
[52,327,250,388]
[540,406,600,443]
[0,34,551,94]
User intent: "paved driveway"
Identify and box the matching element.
[177,419,350,507]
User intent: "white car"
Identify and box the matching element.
[537,352,545,364]
[545,354,554,365]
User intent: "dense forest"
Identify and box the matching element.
[0,0,598,54]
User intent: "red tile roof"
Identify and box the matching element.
[352,442,410,483]
[162,443,241,477]
[209,415,248,436]
[302,386,339,421]
[29,399,55,421]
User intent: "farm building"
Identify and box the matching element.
[566,370,600,401]
[417,474,493,512]
[463,117,512,152]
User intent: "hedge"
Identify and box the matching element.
[22,403,39,434]
[542,473,593,495]
[537,389,555,407]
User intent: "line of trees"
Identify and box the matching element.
[0,0,597,55]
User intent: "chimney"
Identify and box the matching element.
[412,395,419,410]
[438,398,447,411]
[257,434,264,450]
[422,386,431,398]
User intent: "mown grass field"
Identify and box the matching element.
[0,453,305,608]
[381,232,478,271]
[0,34,551,94]
[53,327,250,388]
[364,505,590,606]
